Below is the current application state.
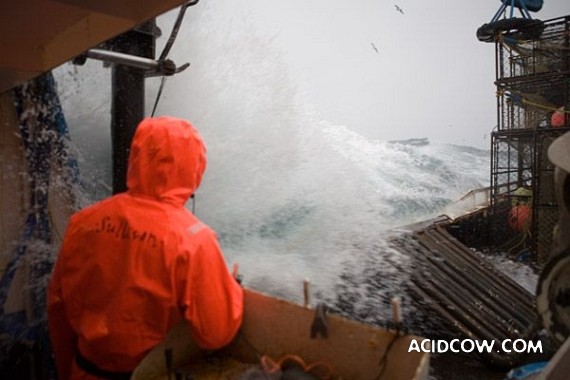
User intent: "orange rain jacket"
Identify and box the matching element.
[47,117,243,380]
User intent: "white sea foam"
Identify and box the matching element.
[52,2,494,309]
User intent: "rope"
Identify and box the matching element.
[158,1,193,62]
[374,331,401,380]
[507,229,531,257]
[503,90,570,114]
[521,98,570,113]
[151,76,167,117]
[151,1,195,116]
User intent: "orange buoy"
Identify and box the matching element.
[508,204,531,232]
[551,107,565,128]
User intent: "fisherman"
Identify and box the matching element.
[47,116,243,380]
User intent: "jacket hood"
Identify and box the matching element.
[127,117,207,207]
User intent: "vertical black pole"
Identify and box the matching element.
[111,21,157,194]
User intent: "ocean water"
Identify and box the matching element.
[49,6,549,377]
[51,0,498,334]
[201,126,492,305]
[55,60,492,321]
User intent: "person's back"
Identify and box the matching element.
[48,117,243,379]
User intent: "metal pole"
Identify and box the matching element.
[111,21,157,194]
[87,49,160,71]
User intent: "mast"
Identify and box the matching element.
[110,21,158,194]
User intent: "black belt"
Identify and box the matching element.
[75,352,133,380]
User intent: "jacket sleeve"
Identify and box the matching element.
[181,230,243,350]
[47,232,78,380]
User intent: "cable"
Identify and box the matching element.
[374,332,400,380]
[158,1,194,61]
[151,1,197,116]
[151,76,167,117]
[503,90,570,114]
[521,98,570,113]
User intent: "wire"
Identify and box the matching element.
[151,1,196,116]
[374,332,400,380]
[158,1,193,61]
[260,354,333,379]
[151,76,167,117]
[521,98,570,113]
[503,89,570,114]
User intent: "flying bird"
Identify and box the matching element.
[371,42,379,54]
[394,4,404,14]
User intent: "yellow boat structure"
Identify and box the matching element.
[134,289,429,380]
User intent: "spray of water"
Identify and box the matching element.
[53,0,492,323]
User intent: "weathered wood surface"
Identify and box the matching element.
[134,288,430,380]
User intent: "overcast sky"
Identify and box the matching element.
[158,0,570,149]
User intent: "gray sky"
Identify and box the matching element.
[158,0,570,148]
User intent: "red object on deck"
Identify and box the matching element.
[552,107,566,128]
[508,204,531,232]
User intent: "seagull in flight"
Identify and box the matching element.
[371,42,379,54]
[394,4,404,14]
